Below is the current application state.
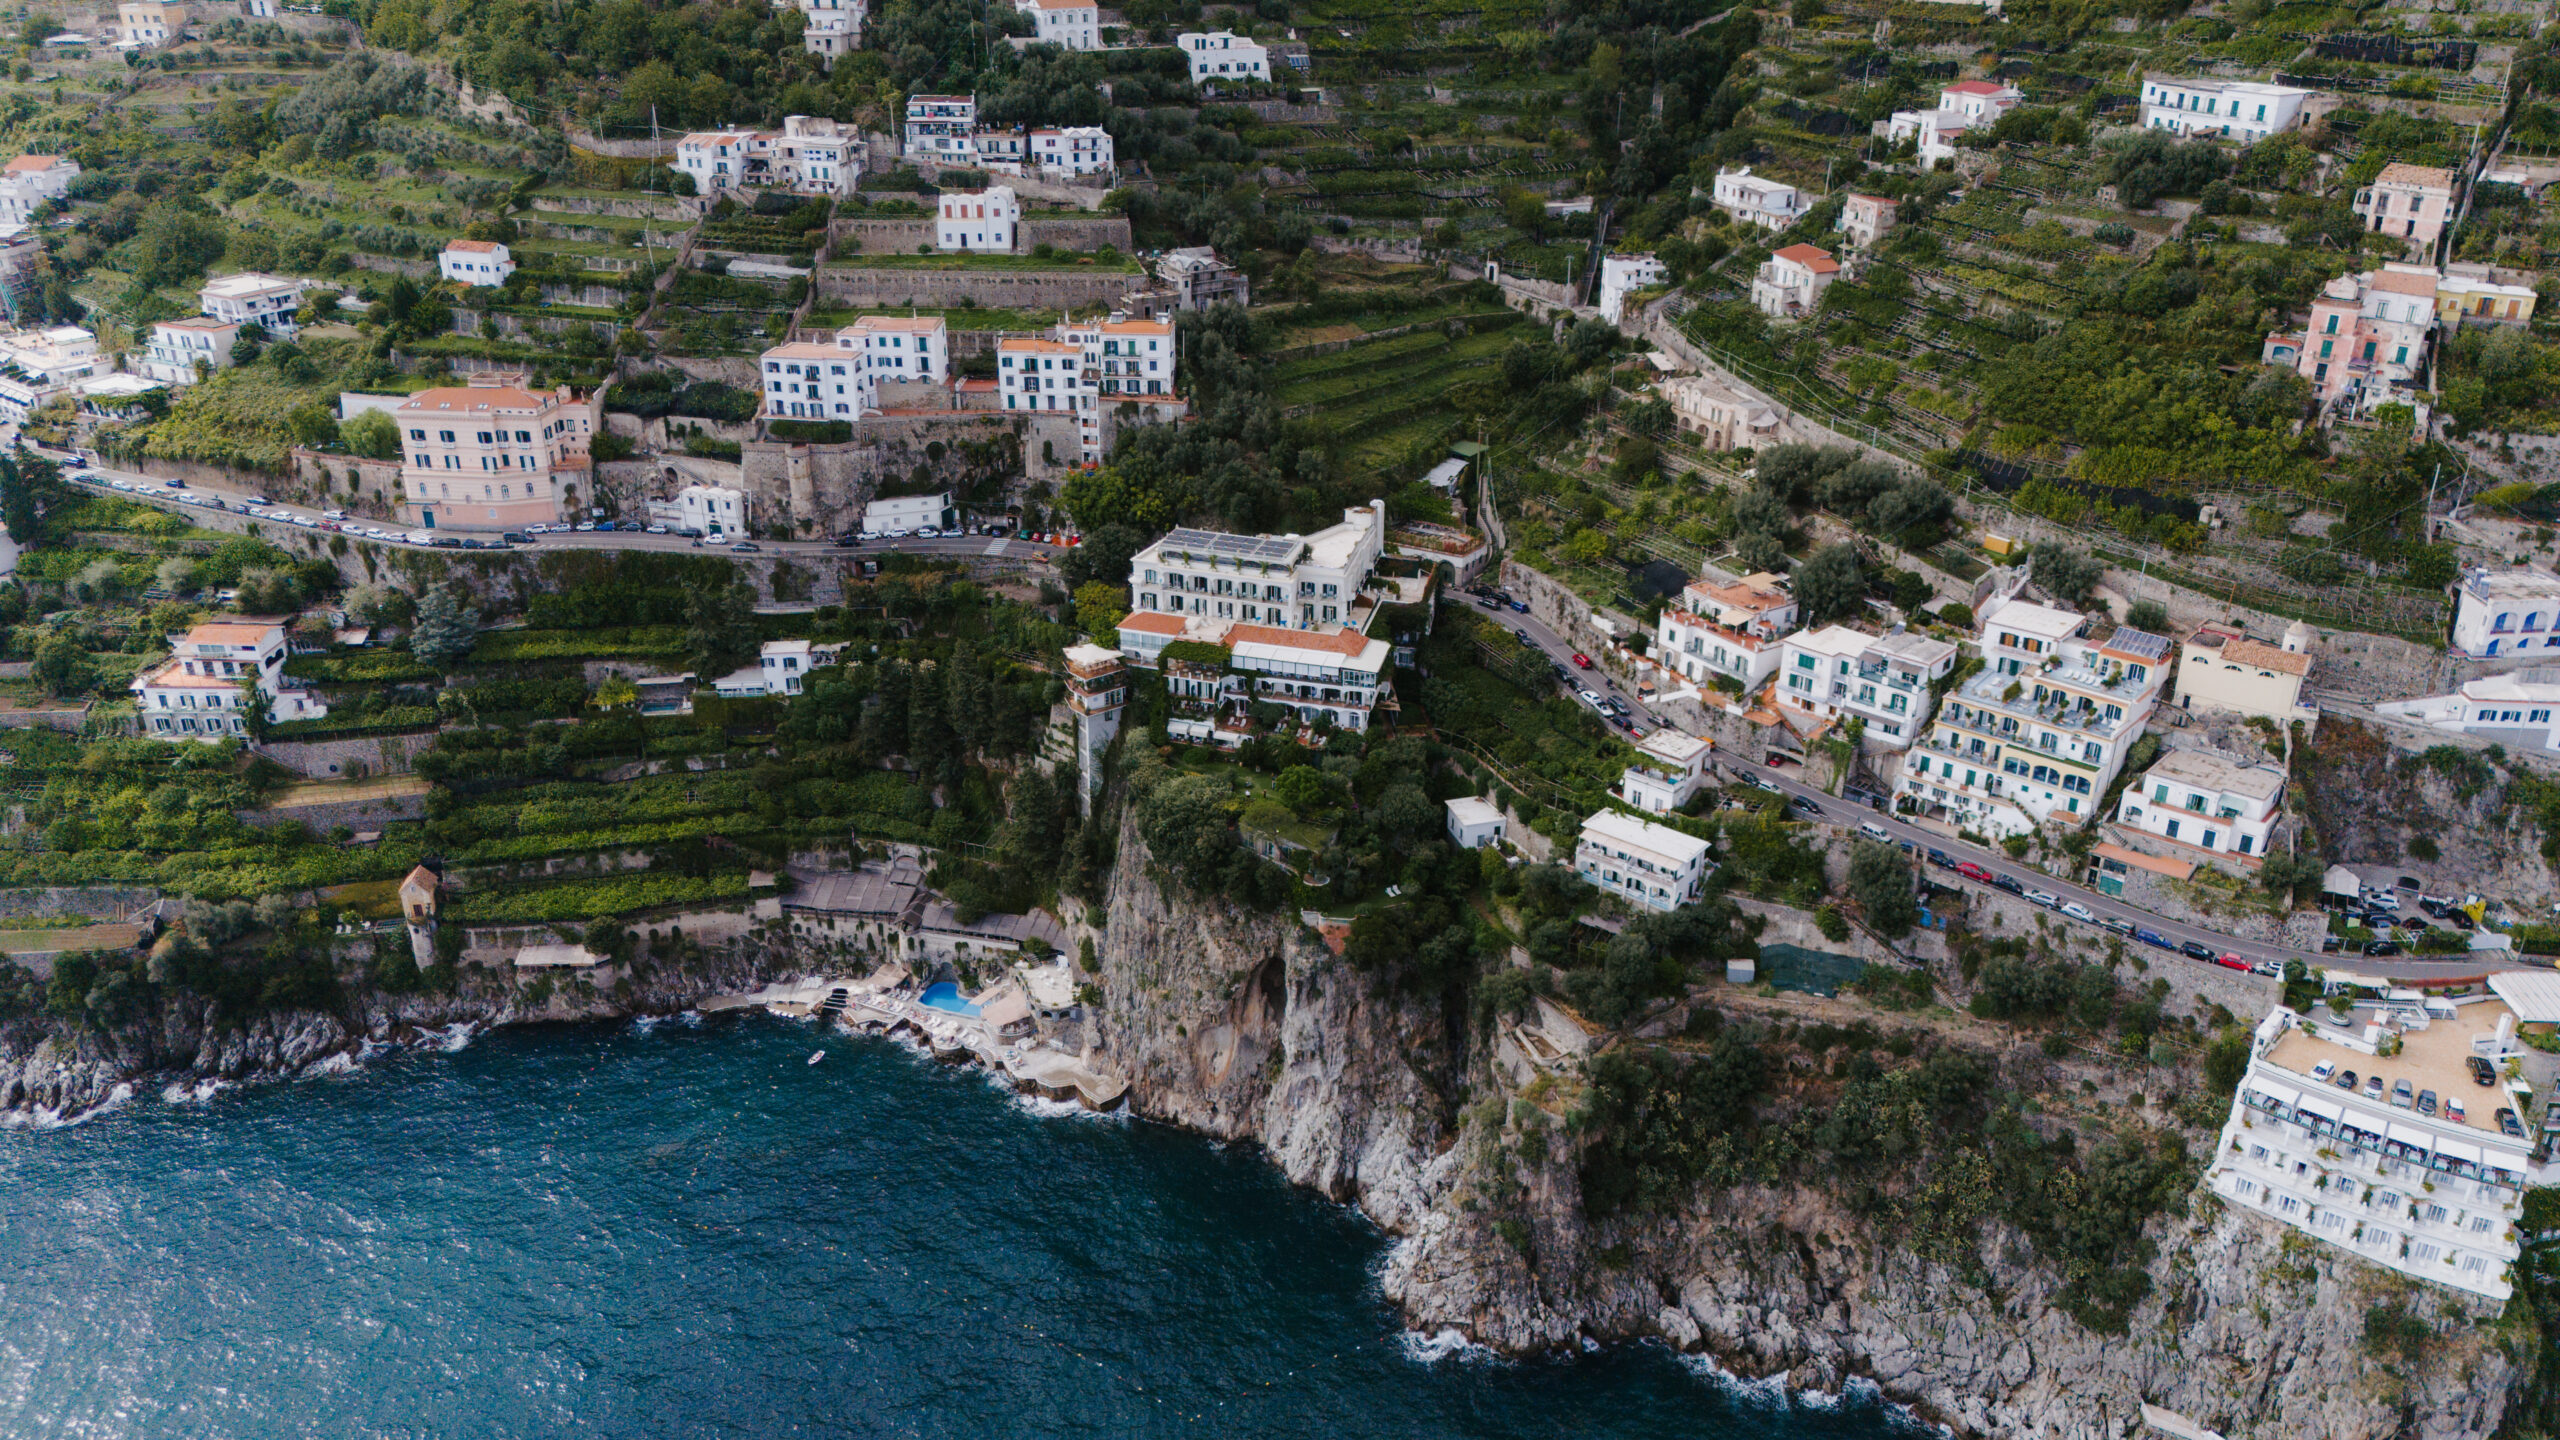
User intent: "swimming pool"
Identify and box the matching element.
[918,982,983,1017]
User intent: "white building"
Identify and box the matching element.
[862,491,954,533]
[198,272,308,336]
[672,117,864,198]
[757,340,847,423]
[2112,747,2285,863]
[1000,312,1181,462]
[714,639,842,698]
[783,0,863,61]
[1119,502,1389,654]
[2452,567,2560,659]
[439,239,516,287]
[1655,571,1800,697]
[661,483,747,537]
[1596,253,1667,326]
[130,621,328,739]
[1031,126,1114,178]
[840,314,948,393]
[1014,0,1097,48]
[2210,999,2536,1302]
[758,317,953,422]
[140,316,239,387]
[1751,243,1841,321]
[904,94,978,162]
[1179,31,1268,84]
[2177,621,2317,727]
[1902,601,2171,836]
[1887,80,2025,165]
[2375,673,2560,756]
[1710,168,1802,230]
[937,186,1020,253]
[1575,809,1713,912]
[2140,76,2320,143]
[1446,796,1506,850]
[0,155,78,226]
[1619,728,1714,815]
[0,325,101,420]
[1226,623,1391,732]
[1774,625,1959,749]
[1661,374,1781,453]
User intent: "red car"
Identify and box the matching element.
[2215,953,2250,971]
[1570,653,1592,669]
[1955,861,1995,883]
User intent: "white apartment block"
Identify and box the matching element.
[2177,621,2317,727]
[1620,728,1714,815]
[0,325,100,420]
[1751,243,1840,321]
[904,94,978,162]
[781,0,863,60]
[1224,623,1391,732]
[715,638,840,697]
[2356,162,2455,252]
[2140,76,2318,143]
[1901,601,2169,836]
[759,341,851,421]
[1597,253,1667,326]
[673,117,864,198]
[842,314,948,390]
[649,482,747,536]
[2452,566,2560,658]
[1887,80,2024,165]
[2113,747,2284,863]
[1774,625,1958,749]
[131,621,327,739]
[2375,673,2560,756]
[1576,809,1713,912]
[862,491,952,533]
[2210,999,2537,1302]
[1710,168,1802,230]
[759,317,954,423]
[199,272,308,336]
[1656,571,1800,696]
[1031,126,1114,177]
[1180,31,1268,84]
[1014,0,1097,48]
[439,239,516,287]
[0,154,77,225]
[1118,503,1388,657]
[972,129,1029,174]
[140,316,239,387]
[937,186,1020,252]
[393,372,600,531]
[1662,374,1780,453]
[1000,312,1179,462]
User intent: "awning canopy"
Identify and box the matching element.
[2490,972,2560,1024]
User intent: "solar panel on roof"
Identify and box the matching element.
[1161,529,1298,562]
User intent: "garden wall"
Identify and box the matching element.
[817,266,1136,310]
[254,731,440,779]
[236,791,431,832]
[1022,216,1134,252]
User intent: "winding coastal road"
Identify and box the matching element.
[1457,587,2516,984]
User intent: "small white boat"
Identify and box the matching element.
[807,1050,825,1066]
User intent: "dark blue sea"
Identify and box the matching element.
[0,1015,1926,1439]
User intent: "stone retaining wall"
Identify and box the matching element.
[254,731,440,779]
[818,266,1138,309]
[237,790,430,832]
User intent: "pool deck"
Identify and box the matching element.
[705,974,1127,1111]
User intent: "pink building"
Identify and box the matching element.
[2262,264,2438,414]
[2355,162,2454,254]
[395,371,602,531]
[1838,193,1898,250]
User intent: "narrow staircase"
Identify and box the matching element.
[817,987,850,1018]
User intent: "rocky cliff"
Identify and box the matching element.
[1090,813,2515,1440]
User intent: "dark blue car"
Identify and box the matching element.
[2134,929,2177,951]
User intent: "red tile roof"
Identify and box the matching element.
[1944,80,2007,95]
[1770,243,1841,273]
[1226,623,1372,656]
[1119,612,1188,636]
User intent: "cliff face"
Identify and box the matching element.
[1092,814,2514,1440]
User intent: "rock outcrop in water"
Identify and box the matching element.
[1089,813,2511,1440]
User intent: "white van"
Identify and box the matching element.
[1858,821,1892,843]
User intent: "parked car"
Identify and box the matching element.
[2334,1067,2359,1091]
[2320,935,2344,953]
[2250,960,2282,978]
[2179,940,2217,962]
[1926,849,1954,869]
[1859,822,1892,844]
[2057,899,2096,920]
[731,542,762,553]
[1989,874,2025,896]
[501,532,532,545]
[2391,1079,2414,1109]
[2363,1073,2385,1100]
[1788,796,1824,820]
[2446,1098,2467,1125]
[245,495,271,506]
[163,477,186,488]
[2417,1089,2438,1117]
[2364,939,2403,957]
[1745,775,1782,795]
[1508,599,1529,614]
[2311,1061,2337,1083]
[1549,663,1572,684]
[2135,929,2177,951]
[648,525,669,535]
[2214,953,2250,971]
[1955,861,1995,884]
[2499,1107,2526,1138]
[1570,653,1592,669]
[2026,890,2060,909]
[322,508,348,520]
[2470,1055,2499,1086]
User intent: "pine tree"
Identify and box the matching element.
[411,585,479,666]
